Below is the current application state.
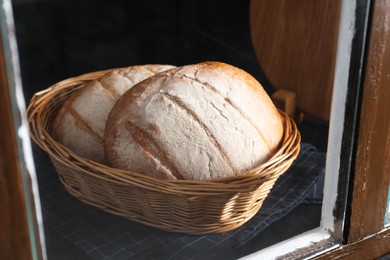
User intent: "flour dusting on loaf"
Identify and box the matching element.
[52,64,175,163]
[104,62,283,180]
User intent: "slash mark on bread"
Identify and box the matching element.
[125,121,184,180]
[68,106,104,144]
[161,92,237,173]
[99,80,121,100]
[181,74,272,152]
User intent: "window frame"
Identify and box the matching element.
[0,0,45,259]
[1,0,390,259]
[245,0,390,258]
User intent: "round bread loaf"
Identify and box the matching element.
[104,61,284,180]
[52,64,175,163]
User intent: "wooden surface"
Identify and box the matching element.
[316,227,390,259]
[348,0,390,243]
[250,0,341,123]
[0,36,33,259]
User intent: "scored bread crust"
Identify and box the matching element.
[104,61,284,180]
[51,64,176,163]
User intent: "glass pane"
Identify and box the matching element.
[9,0,368,258]
[385,185,390,227]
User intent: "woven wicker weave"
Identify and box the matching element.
[27,69,301,234]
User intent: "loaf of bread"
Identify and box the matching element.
[104,61,284,180]
[52,64,175,163]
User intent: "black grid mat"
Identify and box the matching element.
[35,143,325,260]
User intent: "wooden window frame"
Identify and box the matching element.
[318,0,390,258]
[1,0,389,259]
[0,0,45,259]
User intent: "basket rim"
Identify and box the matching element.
[27,68,301,193]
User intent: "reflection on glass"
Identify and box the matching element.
[385,185,390,227]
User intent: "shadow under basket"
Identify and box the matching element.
[27,69,301,234]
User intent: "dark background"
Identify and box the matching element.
[13,0,273,102]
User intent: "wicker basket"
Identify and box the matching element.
[27,69,301,234]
